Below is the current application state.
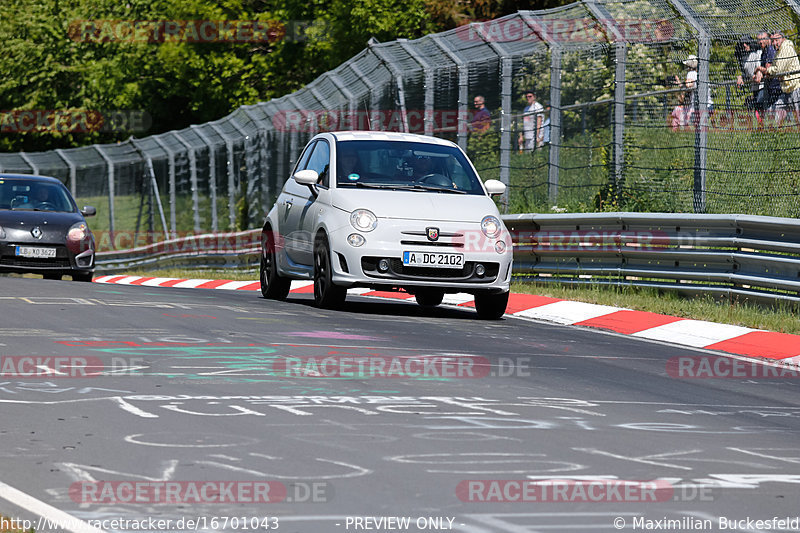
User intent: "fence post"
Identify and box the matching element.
[348,61,378,130]
[399,40,435,136]
[665,0,711,213]
[190,125,218,232]
[94,145,116,246]
[499,57,513,212]
[130,138,170,241]
[151,136,177,235]
[548,48,563,205]
[329,72,358,130]
[369,44,410,132]
[431,35,469,149]
[613,44,627,199]
[693,37,711,213]
[55,149,77,197]
[173,132,201,233]
[18,152,39,175]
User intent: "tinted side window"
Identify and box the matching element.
[305,140,331,187]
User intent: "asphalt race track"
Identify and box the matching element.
[1,276,800,533]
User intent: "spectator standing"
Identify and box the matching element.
[753,31,782,121]
[518,90,544,151]
[541,105,551,145]
[469,95,491,134]
[735,35,762,112]
[765,31,800,126]
[670,92,689,131]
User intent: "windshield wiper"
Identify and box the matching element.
[409,184,467,194]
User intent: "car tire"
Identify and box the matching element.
[71,271,93,282]
[415,289,444,307]
[313,234,346,309]
[474,290,509,320]
[260,229,290,300]
[43,273,62,280]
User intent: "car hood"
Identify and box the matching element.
[330,189,499,223]
[0,210,84,239]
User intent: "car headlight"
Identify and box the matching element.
[66,222,91,254]
[481,215,502,239]
[350,209,377,232]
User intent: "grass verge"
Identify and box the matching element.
[106,267,800,335]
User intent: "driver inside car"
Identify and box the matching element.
[31,185,55,209]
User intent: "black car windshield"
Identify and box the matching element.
[335,140,485,195]
[0,180,75,212]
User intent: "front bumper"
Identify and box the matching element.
[0,242,95,273]
[327,220,512,293]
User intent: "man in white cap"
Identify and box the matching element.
[681,55,699,123]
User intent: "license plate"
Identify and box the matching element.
[15,246,56,259]
[402,251,464,269]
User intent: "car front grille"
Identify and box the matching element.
[361,257,499,282]
[0,244,72,269]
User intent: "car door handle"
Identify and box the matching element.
[283,199,293,210]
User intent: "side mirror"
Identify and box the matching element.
[293,169,319,185]
[484,179,506,196]
[81,206,96,217]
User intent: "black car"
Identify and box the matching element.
[0,174,96,281]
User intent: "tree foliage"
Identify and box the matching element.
[0,0,566,152]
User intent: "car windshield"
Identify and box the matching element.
[0,179,75,212]
[335,140,486,195]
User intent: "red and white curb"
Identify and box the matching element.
[93,275,800,365]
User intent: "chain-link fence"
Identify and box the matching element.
[1,1,799,249]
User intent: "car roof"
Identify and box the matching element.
[329,131,457,147]
[0,174,65,185]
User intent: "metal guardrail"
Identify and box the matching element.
[96,213,800,306]
[504,212,800,306]
[95,229,260,273]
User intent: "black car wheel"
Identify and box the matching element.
[313,235,346,309]
[415,289,444,307]
[260,229,290,300]
[474,291,509,320]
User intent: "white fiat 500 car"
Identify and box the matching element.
[260,131,513,319]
